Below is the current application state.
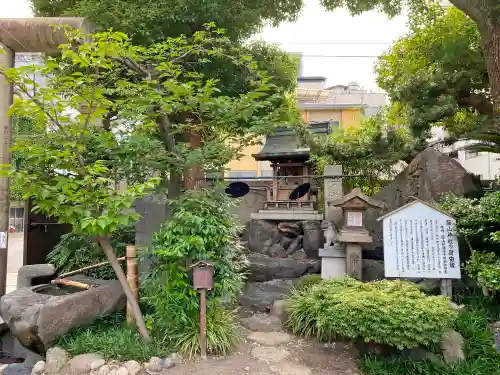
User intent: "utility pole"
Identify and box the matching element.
[0,43,13,296]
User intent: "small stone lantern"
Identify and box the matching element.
[329,188,384,280]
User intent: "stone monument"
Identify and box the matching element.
[319,221,347,279]
[318,165,346,279]
[329,188,384,280]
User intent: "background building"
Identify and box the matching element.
[432,127,500,181]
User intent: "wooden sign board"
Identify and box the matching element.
[378,200,461,280]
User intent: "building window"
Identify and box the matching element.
[229,170,257,179]
[9,207,24,232]
[465,150,479,159]
[261,170,273,178]
[329,121,340,131]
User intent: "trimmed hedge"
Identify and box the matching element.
[284,278,457,349]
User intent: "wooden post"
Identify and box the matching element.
[126,245,138,326]
[440,279,452,297]
[272,163,278,200]
[98,238,149,341]
[199,288,207,359]
[0,43,13,297]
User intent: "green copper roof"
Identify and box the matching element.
[253,121,331,161]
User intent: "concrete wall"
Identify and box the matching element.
[230,181,268,225]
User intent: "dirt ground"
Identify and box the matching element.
[160,326,361,375]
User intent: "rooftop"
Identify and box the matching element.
[253,121,330,161]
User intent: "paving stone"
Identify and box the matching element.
[250,346,289,363]
[270,363,312,375]
[241,313,282,332]
[247,332,293,346]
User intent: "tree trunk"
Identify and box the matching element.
[184,129,203,190]
[450,0,500,124]
[98,237,150,341]
[482,24,500,124]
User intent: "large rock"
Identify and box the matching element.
[241,313,282,332]
[301,221,323,259]
[244,220,281,254]
[247,253,320,282]
[441,329,465,364]
[239,279,296,312]
[286,236,303,255]
[365,148,481,258]
[1,276,126,354]
[362,259,385,282]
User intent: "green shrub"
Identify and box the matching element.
[56,312,170,361]
[360,292,500,375]
[294,274,322,291]
[284,278,457,349]
[141,189,246,355]
[466,250,500,292]
[47,227,134,279]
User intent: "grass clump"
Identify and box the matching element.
[294,274,322,291]
[56,312,170,362]
[174,303,241,358]
[360,292,500,375]
[284,277,457,348]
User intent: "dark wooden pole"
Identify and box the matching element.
[200,288,207,359]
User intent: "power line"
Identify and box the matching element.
[298,54,380,58]
[272,41,393,45]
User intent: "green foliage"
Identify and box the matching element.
[174,303,241,358]
[3,27,293,234]
[141,189,246,355]
[440,192,500,253]
[360,293,500,375]
[47,227,134,279]
[56,312,170,361]
[294,274,322,292]
[31,0,303,43]
[30,0,301,108]
[10,116,40,201]
[376,5,486,139]
[466,251,500,292]
[301,106,418,195]
[439,192,500,292]
[284,278,457,349]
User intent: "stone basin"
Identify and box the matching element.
[34,283,87,296]
[0,275,125,355]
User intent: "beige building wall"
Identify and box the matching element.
[341,108,362,128]
[303,109,342,123]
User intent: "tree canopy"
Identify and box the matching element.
[376,6,488,140]
[31,0,303,44]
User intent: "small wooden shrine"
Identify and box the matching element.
[250,121,331,221]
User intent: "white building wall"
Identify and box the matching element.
[431,127,500,180]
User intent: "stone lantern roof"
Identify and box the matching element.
[329,188,385,210]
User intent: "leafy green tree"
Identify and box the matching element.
[1,26,293,340]
[376,6,488,139]
[11,116,40,200]
[319,0,500,127]
[30,0,300,191]
[31,0,303,43]
[298,104,421,194]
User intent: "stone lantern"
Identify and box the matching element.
[329,188,384,280]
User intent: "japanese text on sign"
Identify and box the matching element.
[381,202,461,279]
